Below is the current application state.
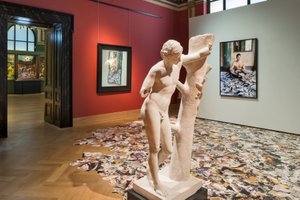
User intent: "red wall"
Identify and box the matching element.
[195,2,206,16]
[6,0,188,117]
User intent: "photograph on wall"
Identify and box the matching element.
[97,44,131,93]
[220,38,258,98]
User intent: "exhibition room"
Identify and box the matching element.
[0,0,299,199]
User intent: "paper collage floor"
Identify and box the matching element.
[70,119,300,200]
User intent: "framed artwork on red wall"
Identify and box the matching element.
[97,44,132,93]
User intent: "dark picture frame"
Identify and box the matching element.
[220,38,258,98]
[97,44,132,93]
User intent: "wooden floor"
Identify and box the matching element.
[0,93,141,200]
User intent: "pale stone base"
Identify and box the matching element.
[133,167,202,200]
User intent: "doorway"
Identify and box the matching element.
[7,22,48,132]
[0,1,73,138]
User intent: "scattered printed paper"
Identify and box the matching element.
[70,119,300,199]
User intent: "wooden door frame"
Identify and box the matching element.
[0,1,73,138]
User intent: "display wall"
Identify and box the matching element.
[190,0,300,134]
[6,0,188,117]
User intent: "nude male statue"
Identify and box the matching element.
[140,39,212,196]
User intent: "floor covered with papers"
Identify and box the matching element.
[70,118,300,200]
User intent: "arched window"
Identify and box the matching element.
[8,24,35,52]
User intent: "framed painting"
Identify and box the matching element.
[97,44,132,93]
[220,38,258,98]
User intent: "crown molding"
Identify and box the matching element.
[144,0,188,11]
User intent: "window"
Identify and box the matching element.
[7,24,36,52]
[226,0,247,10]
[210,0,223,13]
[208,0,267,14]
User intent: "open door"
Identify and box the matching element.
[44,24,63,127]
[44,27,54,124]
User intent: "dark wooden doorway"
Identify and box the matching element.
[0,1,73,138]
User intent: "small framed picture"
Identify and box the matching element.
[97,44,132,93]
[220,38,258,98]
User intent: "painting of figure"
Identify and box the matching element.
[97,44,131,93]
[105,50,122,85]
[220,39,258,98]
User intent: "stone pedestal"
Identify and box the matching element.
[132,167,203,200]
[128,187,207,200]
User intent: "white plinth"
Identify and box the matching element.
[133,167,202,200]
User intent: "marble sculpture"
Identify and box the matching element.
[138,34,215,199]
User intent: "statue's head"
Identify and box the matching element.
[160,40,183,60]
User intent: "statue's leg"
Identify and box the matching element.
[143,102,161,185]
[142,104,169,196]
[158,114,172,165]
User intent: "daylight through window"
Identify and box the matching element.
[7,24,36,52]
[208,0,267,14]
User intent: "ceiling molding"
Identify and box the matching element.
[90,0,161,18]
[144,0,188,11]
